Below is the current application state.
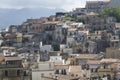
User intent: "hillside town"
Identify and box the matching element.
[0,0,120,80]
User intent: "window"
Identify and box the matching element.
[88,37,91,40]
[97,31,98,34]
[113,37,116,40]
[70,32,72,36]
[24,71,27,76]
[76,74,78,77]
[17,70,20,76]
[63,69,66,75]
[83,74,86,77]
[41,73,44,77]
[5,70,8,76]
[71,74,74,77]
[61,69,66,75]
[95,68,98,72]
[91,69,93,72]
[55,70,59,74]
[49,73,52,75]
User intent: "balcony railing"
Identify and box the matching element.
[98,68,111,72]
[0,64,23,68]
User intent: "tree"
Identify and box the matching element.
[52,44,60,51]
[76,18,85,23]
[1,42,6,46]
[99,7,120,22]
[63,17,73,21]
[72,42,83,53]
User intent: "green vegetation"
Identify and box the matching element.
[52,44,60,51]
[63,16,85,24]
[99,7,120,22]
[76,18,85,23]
[63,17,74,21]
[72,42,83,53]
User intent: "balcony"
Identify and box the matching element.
[0,64,23,68]
[98,69,111,72]
[98,69,112,76]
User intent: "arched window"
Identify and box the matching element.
[17,70,20,76]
